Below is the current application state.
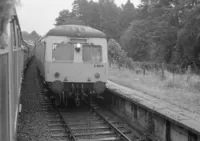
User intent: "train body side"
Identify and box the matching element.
[0,10,33,141]
[35,41,45,78]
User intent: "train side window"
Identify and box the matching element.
[15,25,19,48]
[17,28,21,47]
[43,42,46,47]
[12,20,16,48]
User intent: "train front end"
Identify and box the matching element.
[43,25,108,106]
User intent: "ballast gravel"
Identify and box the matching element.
[16,60,53,141]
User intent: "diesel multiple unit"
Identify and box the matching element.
[35,25,108,106]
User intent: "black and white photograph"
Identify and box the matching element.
[0,0,200,141]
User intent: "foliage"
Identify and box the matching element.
[55,10,85,26]
[22,31,41,42]
[0,0,19,36]
[119,0,136,31]
[108,39,127,63]
[55,0,200,70]
[55,0,133,39]
[0,0,20,48]
[176,6,200,68]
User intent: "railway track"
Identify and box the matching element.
[38,93,140,141]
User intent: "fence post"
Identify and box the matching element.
[161,62,165,80]
[186,65,191,82]
[172,65,175,87]
[142,62,146,76]
[143,67,146,76]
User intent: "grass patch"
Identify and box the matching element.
[108,66,200,114]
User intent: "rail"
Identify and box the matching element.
[56,108,77,141]
[90,103,131,141]
[41,95,137,141]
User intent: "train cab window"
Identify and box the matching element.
[52,43,74,61]
[82,45,102,63]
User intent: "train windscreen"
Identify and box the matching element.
[52,43,74,61]
[82,45,102,62]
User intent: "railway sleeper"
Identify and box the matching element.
[74,129,131,137]
[70,123,107,128]
[74,130,115,136]
[45,112,58,116]
[65,118,101,123]
[50,128,66,133]
[47,118,61,122]
[75,133,118,140]
[71,125,110,130]
[50,132,68,138]
[48,123,63,127]
[45,114,59,118]
[43,109,55,112]
[42,105,52,108]
[76,136,120,141]
[68,120,104,126]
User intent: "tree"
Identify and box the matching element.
[108,38,127,67]
[54,0,200,70]
[120,1,177,63]
[175,6,200,68]
[119,0,136,32]
[97,0,121,39]
[56,0,121,39]
[55,10,85,25]
[22,31,41,42]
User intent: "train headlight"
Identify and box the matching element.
[75,43,81,52]
[77,43,81,48]
[54,72,60,78]
[95,73,100,78]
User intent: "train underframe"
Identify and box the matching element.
[46,81,106,107]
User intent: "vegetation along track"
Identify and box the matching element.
[39,92,141,141]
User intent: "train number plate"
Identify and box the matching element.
[94,64,104,68]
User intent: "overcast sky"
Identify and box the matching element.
[16,0,141,36]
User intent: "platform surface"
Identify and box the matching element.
[106,80,200,135]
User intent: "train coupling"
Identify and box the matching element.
[75,96,80,107]
[96,94,104,99]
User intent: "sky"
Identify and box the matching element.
[16,0,141,36]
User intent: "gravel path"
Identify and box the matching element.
[17,59,52,141]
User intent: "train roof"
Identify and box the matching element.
[45,25,106,38]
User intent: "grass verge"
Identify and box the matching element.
[108,67,200,114]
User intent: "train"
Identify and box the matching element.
[0,6,34,141]
[0,3,108,141]
[34,25,108,107]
